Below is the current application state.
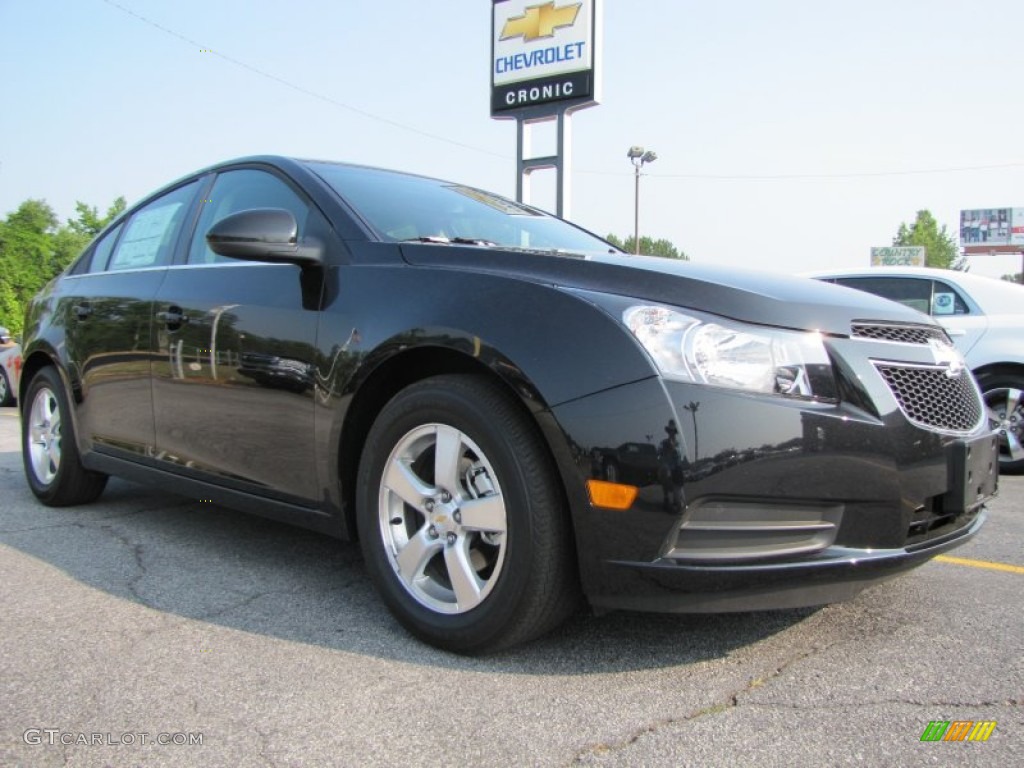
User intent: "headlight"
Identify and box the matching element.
[623,305,836,400]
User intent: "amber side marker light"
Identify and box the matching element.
[586,479,639,510]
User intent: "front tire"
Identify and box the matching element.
[978,372,1024,475]
[22,367,108,505]
[356,374,578,654]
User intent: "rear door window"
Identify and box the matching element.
[73,223,123,274]
[834,277,973,317]
[834,277,933,314]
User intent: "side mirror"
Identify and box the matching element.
[206,208,322,265]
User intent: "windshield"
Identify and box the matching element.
[307,162,614,253]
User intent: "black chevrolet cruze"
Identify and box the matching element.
[19,156,998,653]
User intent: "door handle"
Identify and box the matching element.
[157,308,189,326]
[72,303,92,320]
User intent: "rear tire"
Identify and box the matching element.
[977,372,1024,475]
[22,367,108,506]
[0,367,13,407]
[356,374,578,654]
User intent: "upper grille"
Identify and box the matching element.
[875,364,984,433]
[852,323,948,345]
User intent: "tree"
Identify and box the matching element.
[68,196,126,239]
[0,277,20,334]
[892,210,965,270]
[0,200,60,336]
[55,196,127,275]
[606,233,689,260]
[50,227,91,273]
[0,196,125,336]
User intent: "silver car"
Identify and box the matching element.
[811,267,1023,473]
[0,326,21,407]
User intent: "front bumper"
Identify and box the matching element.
[549,372,998,614]
[597,509,985,613]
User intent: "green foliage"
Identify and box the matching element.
[892,210,965,270]
[50,228,91,273]
[68,197,126,239]
[1001,273,1024,284]
[606,233,689,260]
[0,200,58,336]
[0,195,124,335]
[0,278,21,334]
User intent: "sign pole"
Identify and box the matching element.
[514,106,572,218]
[492,0,601,220]
[556,108,572,218]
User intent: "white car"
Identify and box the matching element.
[0,327,21,407]
[810,267,1023,474]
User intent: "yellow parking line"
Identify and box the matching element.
[935,555,1024,575]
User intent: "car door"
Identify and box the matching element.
[151,167,323,504]
[60,180,202,458]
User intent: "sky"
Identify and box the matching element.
[2,0,1024,279]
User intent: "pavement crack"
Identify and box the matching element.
[572,685,1020,762]
[568,685,746,763]
[254,725,280,768]
[196,590,294,622]
[744,697,1022,709]
[93,523,149,604]
[570,640,838,764]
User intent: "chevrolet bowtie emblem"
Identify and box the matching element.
[927,338,966,378]
[501,2,582,42]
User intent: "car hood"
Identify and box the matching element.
[399,245,930,336]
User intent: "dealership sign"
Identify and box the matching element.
[491,0,600,115]
[870,246,926,266]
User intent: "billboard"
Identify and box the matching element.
[960,207,1024,253]
[491,0,600,115]
[870,246,926,266]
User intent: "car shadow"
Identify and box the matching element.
[0,453,821,674]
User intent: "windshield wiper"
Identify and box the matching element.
[401,236,497,246]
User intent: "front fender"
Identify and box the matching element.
[314,262,659,537]
[332,264,656,407]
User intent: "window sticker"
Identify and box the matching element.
[112,203,181,268]
[447,185,540,216]
[932,292,956,316]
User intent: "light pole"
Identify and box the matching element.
[208,304,239,380]
[683,400,700,461]
[627,145,657,255]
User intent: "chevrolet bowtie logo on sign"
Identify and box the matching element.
[501,2,581,42]
[491,0,600,115]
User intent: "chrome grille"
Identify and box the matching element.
[852,323,948,345]
[875,364,984,433]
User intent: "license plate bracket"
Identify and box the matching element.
[944,432,999,513]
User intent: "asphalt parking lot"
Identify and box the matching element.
[0,406,1020,767]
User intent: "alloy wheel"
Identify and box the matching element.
[986,386,1023,467]
[377,423,507,614]
[27,386,62,485]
